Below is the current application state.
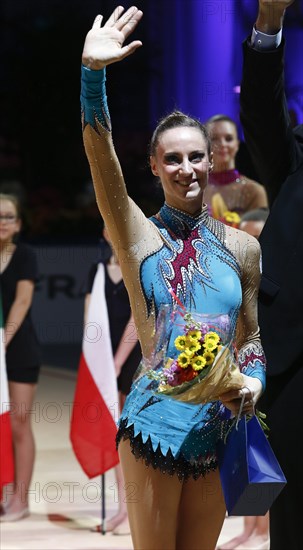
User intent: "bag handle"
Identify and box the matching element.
[236,386,255,429]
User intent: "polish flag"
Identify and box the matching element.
[0,293,14,498]
[70,263,119,478]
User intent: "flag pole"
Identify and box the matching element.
[101,473,106,535]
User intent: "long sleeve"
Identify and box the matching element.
[232,231,266,390]
[81,66,163,356]
[81,66,144,251]
[81,66,111,131]
[240,39,302,205]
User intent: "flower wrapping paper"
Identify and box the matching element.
[136,305,244,405]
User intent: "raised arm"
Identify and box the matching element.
[81,7,149,257]
[240,0,302,204]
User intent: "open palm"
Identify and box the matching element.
[82,6,143,70]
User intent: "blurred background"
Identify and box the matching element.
[1,0,303,368]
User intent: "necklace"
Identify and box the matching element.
[209,169,241,186]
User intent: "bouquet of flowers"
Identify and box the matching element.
[211,193,241,228]
[220,210,241,228]
[136,305,243,405]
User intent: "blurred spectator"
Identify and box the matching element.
[204,115,268,218]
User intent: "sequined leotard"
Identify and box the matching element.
[81,67,266,479]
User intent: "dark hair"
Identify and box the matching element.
[205,114,238,133]
[240,208,269,224]
[149,110,211,157]
[0,193,21,219]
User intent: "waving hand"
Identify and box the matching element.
[82,6,143,70]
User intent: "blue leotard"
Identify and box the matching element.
[81,66,266,479]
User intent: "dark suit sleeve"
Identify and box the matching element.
[240,39,302,205]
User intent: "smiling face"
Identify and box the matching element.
[150,126,212,216]
[208,120,239,172]
[0,197,21,245]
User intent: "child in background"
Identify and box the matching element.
[0,193,41,522]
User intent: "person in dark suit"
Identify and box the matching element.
[240,1,303,549]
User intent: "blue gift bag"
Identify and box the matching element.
[217,415,287,516]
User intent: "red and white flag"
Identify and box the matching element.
[0,292,14,498]
[70,264,119,478]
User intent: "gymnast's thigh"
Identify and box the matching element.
[176,468,226,550]
[119,438,183,550]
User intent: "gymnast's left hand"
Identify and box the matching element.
[219,375,263,417]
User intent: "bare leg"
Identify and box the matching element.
[1,483,14,511]
[217,517,256,550]
[254,513,269,537]
[177,468,226,550]
[5,381,37,514]
[108,392,130,534]
[217,513,270,550]
[119,438,183,550]
[103,463,129,532]
[234,513,270,549]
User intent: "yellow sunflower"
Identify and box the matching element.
[175,335,187,351]
[203,339,218,352]
[204,331,220,344]
[203,350,215,365]
[191,355,207,371]
[187,329,202,343]
[177,352,191,369]
[184,340,201,356]
[223,211,241,225]
[203,331,220,351]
